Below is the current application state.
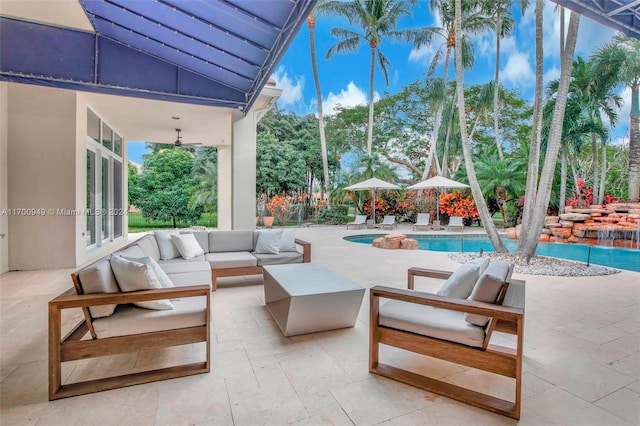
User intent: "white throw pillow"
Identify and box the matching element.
[154,230,181,260]
[466,257,490,275]
[171,233,205,260]
[466,260,511,326]
[120,255,174,288]
[279,229,297,252]
[255,230,283,254]
[110,255,173,310]
[436,262,481,299]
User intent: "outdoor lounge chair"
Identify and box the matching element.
[447,216,464,232]
[378,215,397,229]
[369,259,525,419]
[412,213,431,231]
[346,214,368,229]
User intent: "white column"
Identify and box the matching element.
[217,145,232,230]
[231,111,257,230]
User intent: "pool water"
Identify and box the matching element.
[343,234,640,273]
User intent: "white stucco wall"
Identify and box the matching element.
[7,84,77,269]
[217,144,232,230]
[0,82,8,273]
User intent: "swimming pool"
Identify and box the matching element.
[343,234,640,273]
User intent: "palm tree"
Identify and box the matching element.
[307,4,330,197]
[189,160,217,213]
[517,10,580,259]
[593,35,640,201]
[324,0,418,155]
[474,150,526,227]
[518,0,543,247]
[481,0,530,160]
[412,0,489,178]
[453,0,506,252]
[546,57,619,205]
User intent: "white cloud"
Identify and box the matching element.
[543,66,561,87]
[408,44,437,66]
[271,66,305,107]
[501,51,535,88]
[321,82,380,116]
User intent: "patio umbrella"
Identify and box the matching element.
[345,177,400,223]
[407,175,469,221]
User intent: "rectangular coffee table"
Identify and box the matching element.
[263,263,365,336]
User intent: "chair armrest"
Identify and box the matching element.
[295,238,311,263]
[371,285,523,322]
[407,267,452,289]
[50,285,211,310]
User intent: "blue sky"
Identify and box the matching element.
[272,2,629,135]
[129,2,630,165]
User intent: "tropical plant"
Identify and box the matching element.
[324,0,418,155]
[439,192,479,224]
[307,3,330,195]
[189,160,217,213]
[480,0,530,159]
[411,0,489,178]
[517,8,581,258]
[134,149,203,227]
[593,35,640,201]
[256,132,307,195]
[452,0,506,252]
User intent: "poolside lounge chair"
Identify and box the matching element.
[370,259,525,419]
[412,213,431,231]
[346,214,367,229]
[447,216,464,232]
[378,215,397,229]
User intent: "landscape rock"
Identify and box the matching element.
[559,213,590,222]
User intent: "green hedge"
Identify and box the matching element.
[128,212,217,232]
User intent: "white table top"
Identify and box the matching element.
[263,263,364,297]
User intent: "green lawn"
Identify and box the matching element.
[128,212,217,233]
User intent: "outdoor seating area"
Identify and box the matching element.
[1,225,638,425]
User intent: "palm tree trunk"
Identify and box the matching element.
[598,138,607,204]
[454,0,506,253]
[560,146,567,214]
[567,151,580,193]
[367,47,375,155]
[591,133,598,201]
[518,0,544,252]
[629,83,640,201]
[519,12,580,259]
[308,10,330,196]
[422,47,453,180]
[493,13,504,160]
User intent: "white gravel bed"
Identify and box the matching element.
[448,252,620,277]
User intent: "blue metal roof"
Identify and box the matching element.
[551,0,640,39]
[0,0,316,111]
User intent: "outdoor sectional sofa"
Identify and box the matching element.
[48,229,311,400]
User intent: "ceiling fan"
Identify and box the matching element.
[173,128,202,149]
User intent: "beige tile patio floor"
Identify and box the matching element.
[1,225,639,425]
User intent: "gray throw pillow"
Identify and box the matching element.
[436,262,481,299]
[465,260,511,326]
[254,230,283,254]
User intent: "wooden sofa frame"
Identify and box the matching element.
[211,238,311,290]
[370,267,525,419]
[49,275,211,400]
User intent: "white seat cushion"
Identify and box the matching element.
[92,296,207,338]
[379,300,485,348]
[158,261,212,287]
[205,252,257,269]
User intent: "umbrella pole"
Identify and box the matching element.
[372,189,376,225]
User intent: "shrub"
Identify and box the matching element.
[439,192,479,225]
[318,207,350,224]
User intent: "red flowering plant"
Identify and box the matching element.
[361,191,422,222]
[267,192,308,225]
[566,179,618,208]
[439,192,479,225]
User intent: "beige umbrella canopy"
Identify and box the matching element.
[407,176,469,221]
[345,177,400,223]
